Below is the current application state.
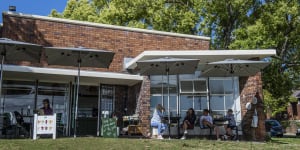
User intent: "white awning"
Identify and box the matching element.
[3,65,143,86]
[125,50,277,71]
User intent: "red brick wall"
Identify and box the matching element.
[2,14,209,72]
[240,73,266,141]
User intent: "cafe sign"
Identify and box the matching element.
[33,113,56,140]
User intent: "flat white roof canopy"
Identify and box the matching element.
[3,65,143,86]
[125,50,277,72]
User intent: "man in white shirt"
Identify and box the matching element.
[200,109,220,140]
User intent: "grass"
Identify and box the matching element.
[0,137,299,150]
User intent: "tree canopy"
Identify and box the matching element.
[51,0,300,117]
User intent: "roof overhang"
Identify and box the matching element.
[3,65,143,86]
[125,49,277,72]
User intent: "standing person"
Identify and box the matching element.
[40,99,53,115]
[200,109,220,140]
[151,104,167,139]
[224,109,236,139]
[180,108,196,140]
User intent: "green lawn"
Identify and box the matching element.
[0,137,299,150]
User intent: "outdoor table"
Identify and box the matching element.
[213,118,229,126]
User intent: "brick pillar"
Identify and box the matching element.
[240,73,266,141]
[136,76,151,137]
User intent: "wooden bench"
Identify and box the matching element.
[163,125,242,139]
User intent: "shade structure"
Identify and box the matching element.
[136,57,199,139]
[44,46,115,138]
[44,47,114,68]
[0,38,42,111]
[137,57,199,75]
[199,59,270,77]
[199,59,270,126]
[0,38,42,62]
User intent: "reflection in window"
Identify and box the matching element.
[37,83,68,113]
[1,80,35,115]
[209,77,238,115]
[150,75,177,116]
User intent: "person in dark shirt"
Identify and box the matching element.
[180,108,196,140]
[40,99,53,115]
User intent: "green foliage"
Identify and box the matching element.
[50,0,201,34]
[231,0,300,116]
[198,0,261,49]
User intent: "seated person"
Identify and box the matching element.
[224,109,236,139]
[200,109,220,140]
[13,111,29,137]
[180,108,196,140]
[150,104,167,139]
[39,99,53,115]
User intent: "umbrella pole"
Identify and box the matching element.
[0,55,4,114]
[74,61,81,138]
[167,68,171,139]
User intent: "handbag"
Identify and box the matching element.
[251,108,258,128]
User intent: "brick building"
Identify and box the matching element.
[0,11,275,140]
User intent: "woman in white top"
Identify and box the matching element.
[151,104,167,139]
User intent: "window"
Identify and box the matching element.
[209,77,238,115]
[180,79,207,93]
[150,75,177,114]
[179,79,208,121]
[1,80,35,115]
[101,85,114,118]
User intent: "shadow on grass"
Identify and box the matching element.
[269,139,289,144]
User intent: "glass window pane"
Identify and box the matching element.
[150,96,162,110]
[194,80,207,93]
[179,95,193,122]
[224,79,233,94]
[162,96,177,116]
[210,96,224,111]
[37,83,68,112]
[180,80,193,93]
[210,80,224,94]
[180,95,193,114]
[151,82,163,94]
[194,96,208,111]
[2,80,35,115]
[225,95,234,109]
[101,85,114,118]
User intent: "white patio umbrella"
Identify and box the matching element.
[44,46,115,138]
[199,59,270,133]
[0,38,42,111]
[136,57,199,139]
[199,59,270,77]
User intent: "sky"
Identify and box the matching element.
[0,0,68,23]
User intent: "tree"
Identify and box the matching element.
[51,0,202,34]
[198,0,261,49]
[230,0,300,116]
[51,0,97,22]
